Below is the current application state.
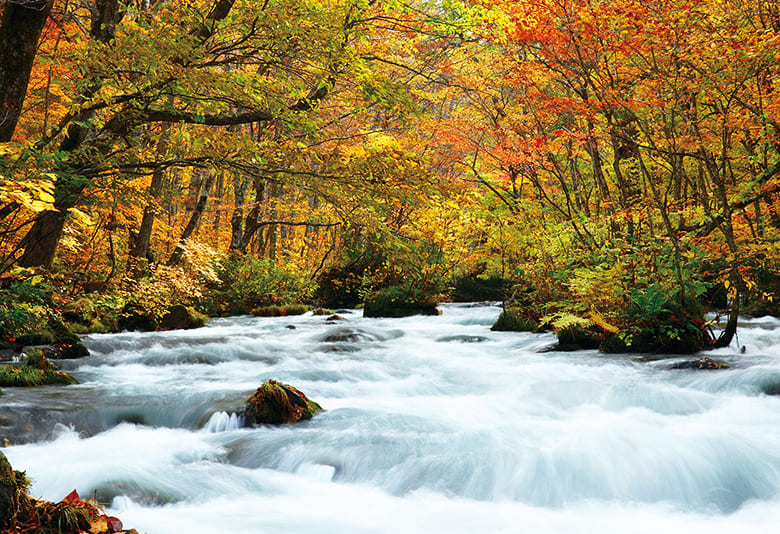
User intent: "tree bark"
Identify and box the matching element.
[0,0,54,141]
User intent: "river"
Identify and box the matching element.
[2,303,780,533]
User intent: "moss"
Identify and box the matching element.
[491,306,537,332]
[311,307,334,316]
[244,379,323,425]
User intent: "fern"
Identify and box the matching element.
[589,308,619,334]
[540,312,593,332]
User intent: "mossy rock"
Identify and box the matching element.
[158,305,208,330]
[555,325,602,351]
[1,451,30,528]
[243,379,323,425]
[117,305,158,332]
[491,306,537,332]
[311,307,334,316]
[0,364,78,387]
[251,304,309,317]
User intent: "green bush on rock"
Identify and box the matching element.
[363,285,439,318]
[491,306,537,332]
[243,380,322,425]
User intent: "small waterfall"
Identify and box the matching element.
[203,411,242,433]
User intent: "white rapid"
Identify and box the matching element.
[3,304,780,533]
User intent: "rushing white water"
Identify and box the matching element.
[3,304,780,533]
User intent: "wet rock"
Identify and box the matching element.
[760,381,780,395]
[319,328,377,343]
[36,342,90,360]
[311,307,334,316]
[243,379,322,425]
[325,314,345,322]
[664,357,730,370]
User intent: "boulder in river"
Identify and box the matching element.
[0,350,78,387]
[158,304,208,330]
[244,380,323,425]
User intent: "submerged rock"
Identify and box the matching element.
[243,380,322,425]
[436,335,488,343]
[664,357,730,370]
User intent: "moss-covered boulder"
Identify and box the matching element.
[363,286,439,318]
[243,380,323,425]
[0,350,78,387]
[158,304,208,330]
[491,306,538,332]
[117,304,158,332]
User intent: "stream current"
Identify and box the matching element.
[3,303,780,533]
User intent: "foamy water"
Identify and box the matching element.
[3,305,780,533]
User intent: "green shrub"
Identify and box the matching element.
[204,255,316,316]
[363,285,439,318]
[491,306,538,332]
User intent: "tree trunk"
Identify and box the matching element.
[167,170,215,265]
[129,126,171,265]
[15,0,124,268]
[16,209,66,268]
[0,0,54,141]
[229,175,250,250]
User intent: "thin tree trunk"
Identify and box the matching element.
[168,170,215,265]
[129,125,171,266]
[229,175,250,250]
